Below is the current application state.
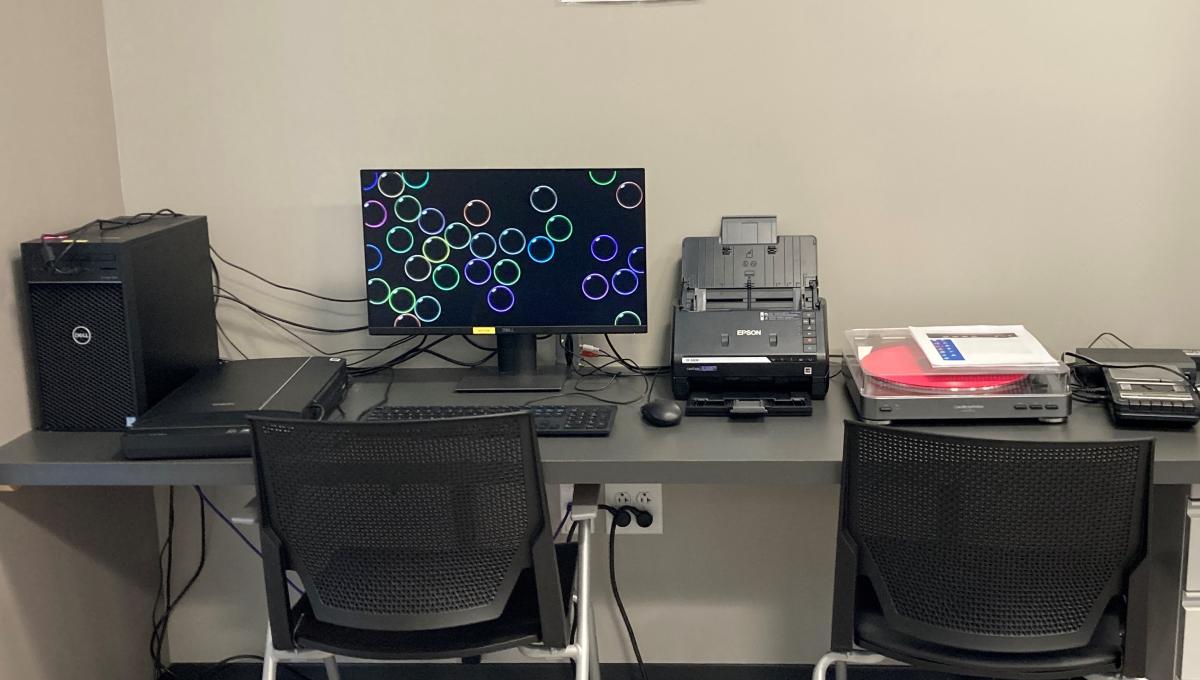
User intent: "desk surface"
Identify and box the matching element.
[1,368,1199,486]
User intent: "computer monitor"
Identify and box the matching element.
[360,168,648,391]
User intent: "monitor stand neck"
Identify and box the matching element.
[455,334,566,393]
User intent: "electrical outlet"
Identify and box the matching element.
[604,483,663,535]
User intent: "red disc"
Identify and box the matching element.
[860,343,1025,391]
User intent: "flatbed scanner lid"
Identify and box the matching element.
[129,357,346,428]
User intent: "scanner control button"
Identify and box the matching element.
[1014,404,1028,410]
[721,333,730,347]
[1044,404,1059,410]
[769,333,778,346]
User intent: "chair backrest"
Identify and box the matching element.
[839,421,1152,654]
[249,413,562,636]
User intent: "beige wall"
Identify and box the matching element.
[1,0,126,437]
[95,0,1200,666]
[101,0,1200,363]
[0,1,158,679]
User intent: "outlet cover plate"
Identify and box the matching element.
[603,483,663,535]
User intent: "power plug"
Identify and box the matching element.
[603,484,662,535]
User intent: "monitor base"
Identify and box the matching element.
[455,366,568,393]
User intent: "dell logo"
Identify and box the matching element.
[736,329,762,336]
[71,326,92,346]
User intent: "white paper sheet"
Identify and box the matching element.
[909,325,1058,368]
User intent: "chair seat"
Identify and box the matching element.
[855,605,1123,680]
[292,543,578,660]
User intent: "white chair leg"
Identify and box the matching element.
[813,651,889,680]
[813,652,836,680]
[262,626,280,680]
[574,516,593,680]
[322,655,341,680]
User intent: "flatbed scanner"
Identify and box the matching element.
[671,216,829,416]
[122,357,348,459]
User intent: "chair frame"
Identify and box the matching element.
[260,487,599,680]
[813,421,1153,680]
[244,415,599,680]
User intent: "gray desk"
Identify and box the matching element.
[0,366,1197,679]
[1,368,1199,487]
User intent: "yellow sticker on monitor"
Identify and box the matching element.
[472,326,497,335]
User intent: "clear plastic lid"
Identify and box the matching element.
[843,327,1069,398]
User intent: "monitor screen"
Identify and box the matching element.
[361,169,647,334]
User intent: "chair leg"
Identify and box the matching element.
[835,660,848,680]
[813,652,835,680]
[588,604,601,680]
[262,627,280,680]
[812,651,890,680]
[574,516,594,680]
[322,655,341,680]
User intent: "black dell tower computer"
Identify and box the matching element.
[21,214,218,431]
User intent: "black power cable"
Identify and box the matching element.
[1086,332,1134,349]
[210,245,366,303]
[194,654,318,680]
[357,361,399,420]
[42,209,182,274]
[214,294,367,334]
[215,285,394,357]
[150,487,177,677]
[194,655,267,680]
[553,504,573,540]
[194,489,303,595]
[210,248,508,370]
[214,280,491,372]
[348,334,452,376]
[151,487,207,679]
[150,489,318,680]
[598,504,649,680]
[524,338,668,408]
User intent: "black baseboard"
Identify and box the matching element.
[167,661,965,680]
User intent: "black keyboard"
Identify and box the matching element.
[363,404,616,436]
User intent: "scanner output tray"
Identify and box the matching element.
[686,392,812,417]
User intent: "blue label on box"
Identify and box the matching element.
[931,338,965,361]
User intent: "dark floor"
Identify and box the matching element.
[167,662,973,680]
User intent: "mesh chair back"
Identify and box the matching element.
[841,422,1152,653]
[250,413,550,632]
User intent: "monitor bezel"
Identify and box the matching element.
[369,323,648,336]
[361,167,649,337]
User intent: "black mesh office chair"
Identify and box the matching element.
[814,421,1153,680]
[249,413,599,680]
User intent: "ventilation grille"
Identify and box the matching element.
[848,426,1144,638]
[28,283,136,431]
[254,416,533,618]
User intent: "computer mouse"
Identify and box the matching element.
[641,398,682,427]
